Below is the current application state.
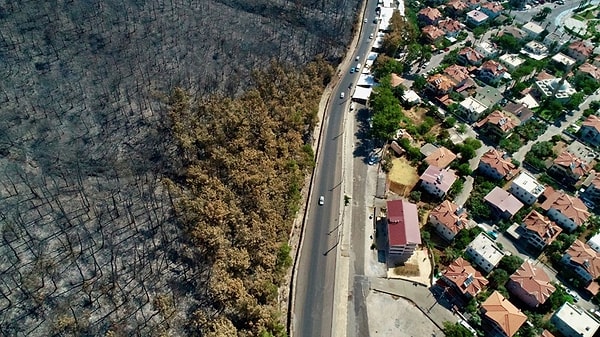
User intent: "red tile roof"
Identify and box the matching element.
[480,60,506,77]
[509,260,555,305]
[522,210,562,245]
[553,151,591,177]
[430,200,469,234]
[582,114,600,133]
[481,1,504,13]
[447,0,469,11]
[387,199,421,246]
[437,18,463,34]
[541,188,590,226]
[481,291,527,337]
[475,110,518,132]
[458,47,485,64]
[427,73,455,93]
[425,146,457,168]
[569,40,593,57]
[479,148,519,180]
[418,7,442,21]
[444,64,471,83]
[420,165,458,194]
[578,62,600,80]
[566,240,600,280]
[443,257,488,297]
[422,25,446,41]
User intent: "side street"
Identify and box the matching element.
[344,0,600,335]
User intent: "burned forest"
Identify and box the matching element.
[0,0,354,336]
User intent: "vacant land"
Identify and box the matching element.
[0,0,357,336]
[388,157,420,196]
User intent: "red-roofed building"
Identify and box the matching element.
[418,7,443,25]
[549,151,591,183]
[580,114,600,147]
[446,0,469,15]
[567,40,593,62]
[422,25,445,42]
[426,73,456,95]
[478,149,520,181]
[480,291,527,337]
[541,187,590,232]
[562,240,600,295]
[478,60,507,85]
[437,18,464,38]
[578,62,600,80]
[443,64,471,88]
[386,199,421,263]
[521,210,562,251]
[475,110,519,139]
[429,200,469,241]
[507,260,555,308]
[458,47,485,66]
[442,257,488,298]
[583,173,600,204]
[424,146,457,169]
[480,1,504,19]
[420,165,458,198]
[484,187,524,219]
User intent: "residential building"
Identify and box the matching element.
[501,27,527,40]
[522,22,544,39]
[503,102,533,123]
[458,47,485,66]
[583,173,600,204]
[521,210,562,251]
[543,32,570,52]
[480,1,503,19]
[521,41,549,60]
[459,96,488,122]
[446,0,469,16]
[567,40,593,63]
[541,187,590,232]
[540,330,556,337]
[509,171,545,205]
[463,0,485,9]
[551,302,600,337]
[386,199,421,263]
[551,53,577,70]
[420,165,458,198]
[580,113,600,147]
[480,291,527,337]
[426,73,455,95]
[476,41,500,58]
[422,25,446,42]
[475,110,519,140]
[535,78,577,101]
[485,187,524,220]
[507,260,555,308]
[429,200,469,241]
[466,9,489,26]
[578,62,600,80]
[425,146,457,169]
[478,148,520,181]
[548,151,591,183]
[466,232,504,273]
[587,233,600,253]
[562,240,600,295]
[442,257,488,298]
[418,7,443,25]
[499,54,525,72]
[437,18,463,38]
[443,64,471,88]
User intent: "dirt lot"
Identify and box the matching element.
[403,106,443,139]
[388,157,420,197]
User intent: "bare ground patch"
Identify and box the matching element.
[388,157,419,197]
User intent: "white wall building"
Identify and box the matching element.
[509,171,545,205]
[466,232,504,274]
[551,302,600,337]
[459,97,488,122]
[587,233,600,253]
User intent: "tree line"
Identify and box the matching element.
[165,60,334,336]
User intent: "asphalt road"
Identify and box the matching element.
[292,1,379,336]
[512,0,584,32]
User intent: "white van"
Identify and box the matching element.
[355,63,361,70]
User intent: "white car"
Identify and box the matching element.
[340,92,345,99]
[319,196,325,205]
[364,18,368,23]
[355,55,360,61]
[369,33,373,39]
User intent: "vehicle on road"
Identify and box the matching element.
[318,195,324,205]
[369,33,373,39]
[566,289,579,302]
[364,18,368,23]
[350,68,354,74]
[340,92,345,99]
[356,63,361,70]
[355,55,360,61]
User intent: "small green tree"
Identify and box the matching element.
[443,321,473,337]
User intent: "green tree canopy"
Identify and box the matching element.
[443,321,473,337]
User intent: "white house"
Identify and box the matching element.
[429,200,469,241]
[459,96,488,122]
[551,302,600,337]
[509,171,545,205]
[587,233,600,253]
[466,232,504,274]
[420,165,458,198]
[499,54,526,71]
[522,22,544,39]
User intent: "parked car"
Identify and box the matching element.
[356,55,360,61]
[369,33,373,39]
[340,92,345,99]
[319,195,325,205]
